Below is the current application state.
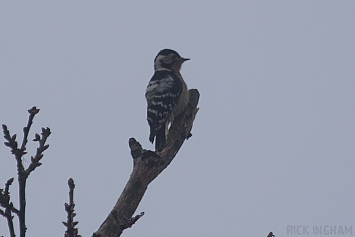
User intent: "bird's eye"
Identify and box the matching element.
[171,54,177,60]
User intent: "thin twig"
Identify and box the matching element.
[18,107,40,237]
[2,123,27,237]
[20,107,40,151]
[63,178,81,237]
[0,178,18,237]
[26,127,51,176]
[117,212,145,229]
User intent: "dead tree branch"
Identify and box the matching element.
[93,89,199,237]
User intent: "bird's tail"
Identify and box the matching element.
[149,128,155,144]
[155,126,166,152]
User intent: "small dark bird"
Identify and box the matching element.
[145,49,189,151]
[267,232,275,237]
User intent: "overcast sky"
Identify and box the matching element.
[1,1,354,237]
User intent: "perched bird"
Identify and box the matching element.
[145,49,189,151]
[267,232,275,237]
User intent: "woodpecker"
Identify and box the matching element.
[145,49,189,151]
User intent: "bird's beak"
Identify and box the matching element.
[182,58,190,62]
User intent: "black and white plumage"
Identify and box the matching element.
[145,49,189,151]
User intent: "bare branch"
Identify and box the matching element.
[25,127,51,176]
[94,89,199,237]
[2,124,20,156]
[63,178,81,237]
[20,106,40,151]
[2,107,50,237]
[0,178,18,237]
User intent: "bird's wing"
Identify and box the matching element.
[145,71,182,131]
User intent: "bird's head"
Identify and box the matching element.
[154,49,189,73]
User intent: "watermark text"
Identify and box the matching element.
[287,225,353,235]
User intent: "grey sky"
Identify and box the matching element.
[1,1,354,237]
